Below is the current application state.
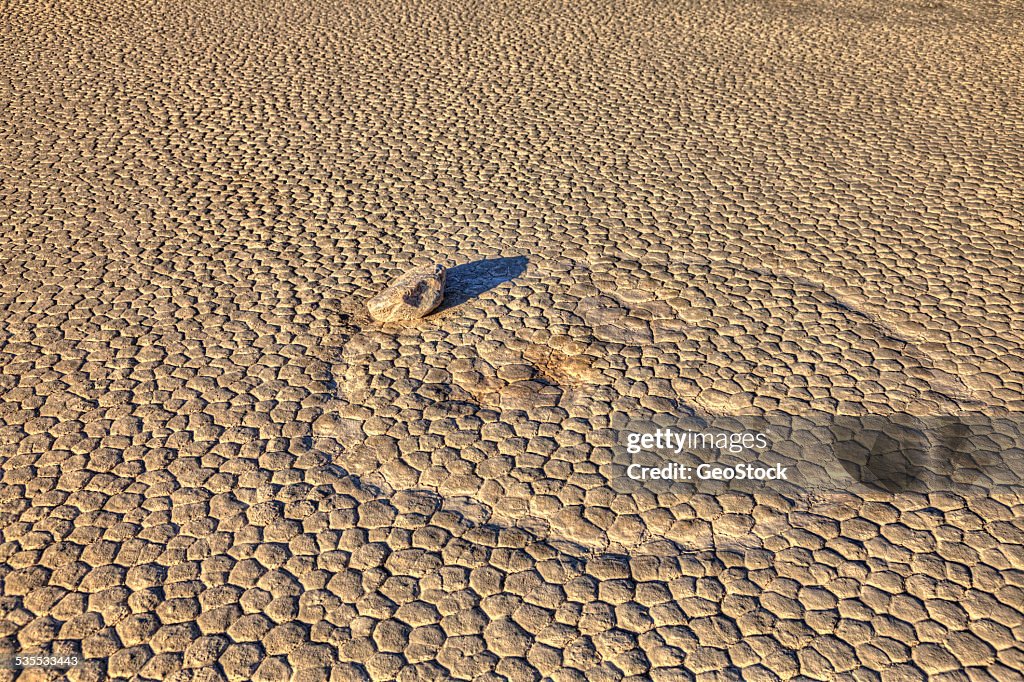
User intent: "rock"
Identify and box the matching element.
[367,264,446,323]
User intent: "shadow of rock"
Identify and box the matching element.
[438,256,528,311]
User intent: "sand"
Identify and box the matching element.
[2,0,1023,679]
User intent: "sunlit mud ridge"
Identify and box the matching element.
[2,0,1024,679]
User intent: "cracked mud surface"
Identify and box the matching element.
[2,0,1024,680]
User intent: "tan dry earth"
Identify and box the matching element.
[2,0,1024,680]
